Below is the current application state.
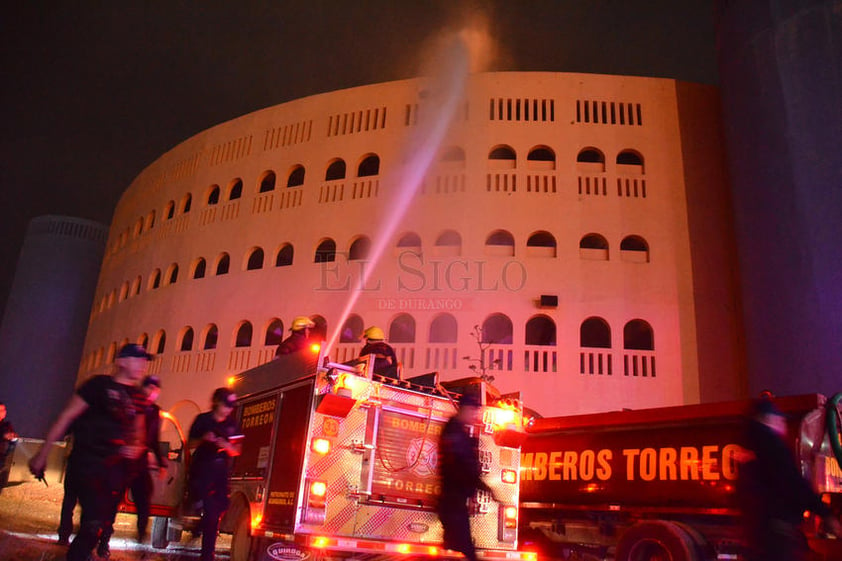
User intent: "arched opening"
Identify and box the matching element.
[325,159,346,181]
[287,165,305,187]
[165,201,175,220]
[349,236,371,261]
[440,146,466,163]
[180,327,194,352]
[527,145,556,170]
[617,150,644,167]
[146,210,156,230]
[340,314,364,343]
[229,178,243,200]
[580,234,609,260]
[525,315,556,346]
[624,319,654,350]
[429,313,458,343]
[192,258,206,279]
[150,269,162,290]
[482,314,513,344]
[246,247,265,270]
[488,144,516,170]
[216,253,230,275]
[580,317,611,348]
[485,230,515,256]
[357,154,380,177]
[207,185,220,205]
[314,239,336,263]
[389,313,416,343]
[310,315,328,342]
[181,193,192,213]
[259,171,276,193]
[576,147,606,173]
[153,330,167,354]
[526,231,557,257]
[434,230,462,257]
[202,324,219,350]
[620,235,650,263]
[275,244,294,267]
[166,263,179,285]
[264,319,284,346]
[235,322,253,348]
[397,232,421,248]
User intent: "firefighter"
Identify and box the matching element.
[359,326,399,379]
[437,392,498,561]
[0,401,17,491]
[274,316,316,356]
[187,387,242,561]
[28,343,152,561]
[736,397,842,561]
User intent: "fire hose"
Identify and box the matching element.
[825,393,842,470]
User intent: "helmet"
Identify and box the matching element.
[291,316,316,331]
[363,326,385,341]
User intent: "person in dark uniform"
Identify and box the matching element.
[437,392,498,561]
[99,374,167,547]
[359,326,399,379]
[29,343,152,561]
[57,430,79,545]
[736,397,842,561]
[274,316,315,356]
[0,401,17,491]
[187,387,242,561]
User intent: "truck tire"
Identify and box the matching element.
[151,516,169,549]
[230,508,251,561]
[615,521,700,561]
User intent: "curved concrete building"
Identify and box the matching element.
[80,72,744,418]
[0,215,107,436]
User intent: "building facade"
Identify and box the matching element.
[80,72,744,419]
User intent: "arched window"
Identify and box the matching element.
[357,154,380,177]
[207,185,220,205]
[310,315,328,342]
[106,342,117,364]
[192,258,206,279]
[488,145,516,161]
[482,314,513,344]
[264,319,284,345]
[340,314,364,343]
[441,146,465,163]
[580,317,611,348]
[580,234,609,250]
[485,230,515,256]
[216,253,230,275]
[287,165,305,187]
[434,230,462,256]
[181,193,192,213]
[132,276,142,296]
[165,201,175,220]
[624,319,654,350]
[617,150,644,167]
[577,148,605,164]
[235,322,253,348]
[108,289,116,308]
[525,315,556,346]
[119,282,129,302]
[349,236,371,261]
[527,145,556,170]
[389,313,416,343]
[259,171,276,193]
[180,327,194,352]
[246,248,264,271]
[133,218,144,237]
[397,232,421,248]
[150,269,162,290]
[314,239,336,263]
[153,330,167,354]
[527,231,557,257]
[429,313,458,343]
[138,333,149,349]
[202,324,219,350]
[621,236,649,252]
[146,210,156,230]
[166,263,179,285]
[275,244,294,267]
[325,159,346,181]
[229,179,243,200]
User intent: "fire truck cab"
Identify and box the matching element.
[204,347,534,561]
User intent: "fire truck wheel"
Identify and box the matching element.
[151,516,170,549]
[230,509,251,561]
[615,521,702,561]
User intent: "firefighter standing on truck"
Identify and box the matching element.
[275,316,315,356]
[359,326,399,379]
[736,397,842,561]
[437,392,497,561]
[187,387,242,561]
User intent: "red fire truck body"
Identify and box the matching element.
[518,394,842,561]
[209,349,533,561]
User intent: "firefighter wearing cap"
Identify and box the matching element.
[274,316,316,357]
[736,397,842,561]
[359,326,399,379]
[437,393,497,561]
[187,387,242,561]
[29,343,152,561]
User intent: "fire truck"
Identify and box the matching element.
[517,393,842,561]
[149,347,535,561]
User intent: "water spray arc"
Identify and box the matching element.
[324,35,472,355]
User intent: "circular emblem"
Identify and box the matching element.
[266,543,310,561]
[406,437,437,478]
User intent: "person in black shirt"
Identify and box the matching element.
[29,343,153,561]
[359,326,399,379]
[274,316,316,356]
[736,397,842,561]
[187,387,242,561]
[437,392,498,561]
[0,401,17,491]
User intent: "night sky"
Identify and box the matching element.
[0,1,717,317]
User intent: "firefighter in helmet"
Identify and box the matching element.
[359,326,399,379]
[275,316,316,357]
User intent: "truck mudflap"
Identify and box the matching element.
[250,535,538,561]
